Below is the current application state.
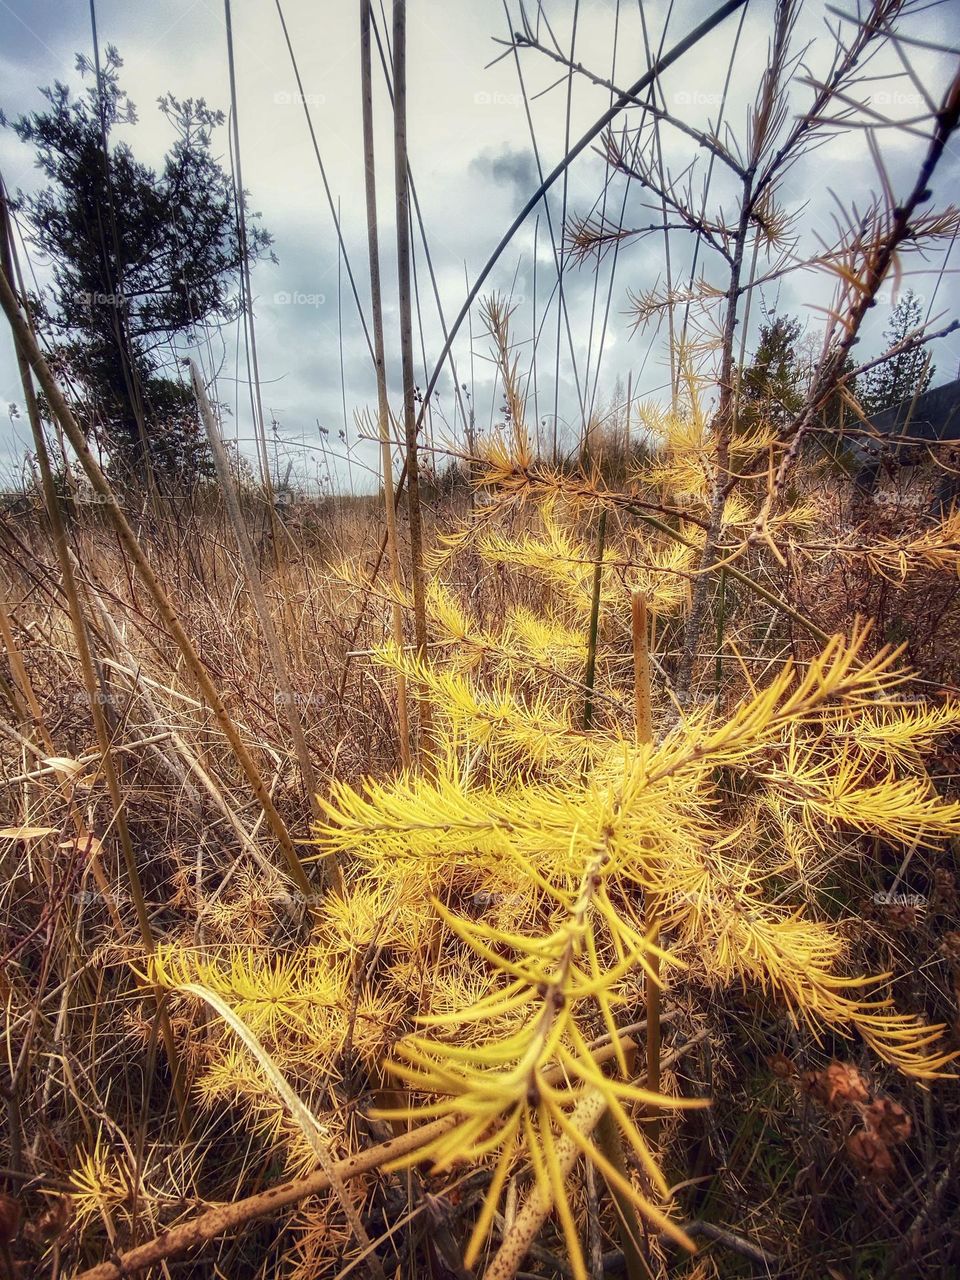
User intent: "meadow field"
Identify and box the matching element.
[2,1,960,1278]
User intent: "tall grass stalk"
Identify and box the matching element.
[582,510,608,733]
[0,201,190,1128]
[633,591,660,1152]
[190,360,341,890]
[361,0,411,770]
[392,0,432,759]
[0,263,314,903]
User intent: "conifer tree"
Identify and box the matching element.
[860,289,934,416]
[5,47,271,487]
[738,312,805,433]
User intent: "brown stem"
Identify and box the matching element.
[632,592,660,1151]
[392,0,433,761]
[0,262,314,904]
[0,194,189,1131]
[73,1031,652,1280]
[190,361,341,892]
[631,592,653,744]
[676,167,754,701]
[594,1110,649,1280]
[361,0,411,770]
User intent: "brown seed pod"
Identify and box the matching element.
[845,1128,895,1182]
[768,1052,796,1079]
[863,1096,912,1146]
[882,903,918,930]
[932,869,957,911]
[824,1061,871,1109]
[803,1061,870,1111]
[27,1196,73,1244]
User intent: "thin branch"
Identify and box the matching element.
[499,30,746,175]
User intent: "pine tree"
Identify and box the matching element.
[738,312,804,433]
[859,289,934,417]
[5,47,272,488]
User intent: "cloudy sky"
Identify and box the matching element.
[1,0,959,490]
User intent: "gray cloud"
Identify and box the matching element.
[470,146,539,198]
[1,0,959,487]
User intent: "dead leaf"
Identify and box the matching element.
[42,756,84,777]
[59,833,103,858]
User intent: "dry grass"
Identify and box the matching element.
[1,465,959,1278]
[3,3,960,1276]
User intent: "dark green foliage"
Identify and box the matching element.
[859,289,934,416]
[738,311,805,433]
[5,47,272,488]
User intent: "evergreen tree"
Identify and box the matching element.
[859,288,933,417]
[738,312,804,433]
[4,47,272,488]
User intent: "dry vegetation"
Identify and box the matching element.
[3,1,960,1279]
